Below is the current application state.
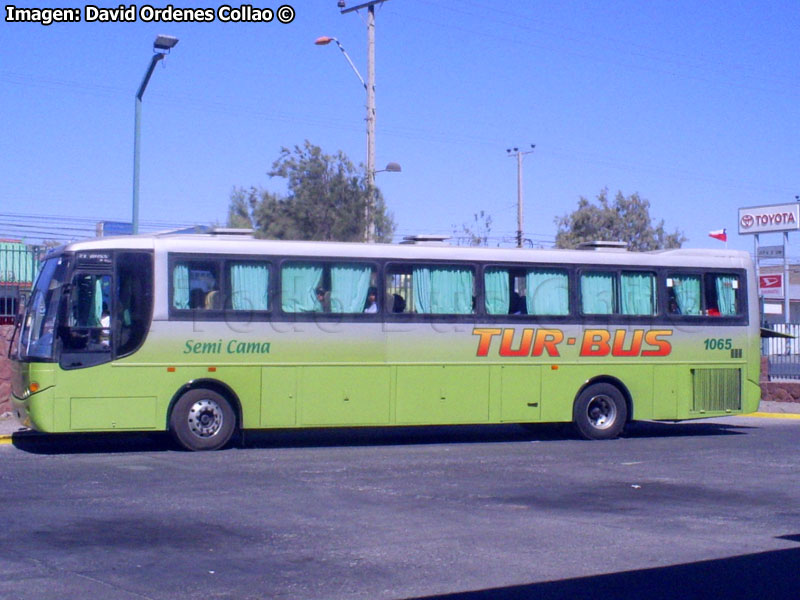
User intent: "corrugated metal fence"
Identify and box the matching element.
[0,242,39,325]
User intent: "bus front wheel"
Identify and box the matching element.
[169,388,236,451]
[573,383,627,440]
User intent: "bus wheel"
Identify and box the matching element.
[573,383,627,440]
[169,388,236,451]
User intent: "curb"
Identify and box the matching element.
[741,412,800,420]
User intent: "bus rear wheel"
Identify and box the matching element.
[169,388,236,451]
[573,383,627,440]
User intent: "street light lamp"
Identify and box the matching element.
[132,34,178,235]
[375,162,401,173]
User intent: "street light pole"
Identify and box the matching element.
[365,3,376,242]
[507,145,535,248]
[339,0,388,242]
[132,35,178,235]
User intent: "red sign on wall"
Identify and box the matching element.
[759,274,783,297]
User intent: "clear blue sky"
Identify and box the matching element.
[1,0,798,253]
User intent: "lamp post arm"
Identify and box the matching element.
[333,39,367,90]
[136,52,165,101]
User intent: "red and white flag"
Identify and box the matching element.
[708,228,727,242]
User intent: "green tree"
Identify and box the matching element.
[555,189,686,251]
[227,141,395,242]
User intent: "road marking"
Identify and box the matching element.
[741,412,800,420]
[0,437,12,445]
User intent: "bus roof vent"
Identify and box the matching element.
[208,227,255,237]
[400,234,451,246]
[577,240,629,252]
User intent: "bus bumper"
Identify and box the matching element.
[11,386,56,432]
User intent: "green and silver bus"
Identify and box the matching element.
[10,232,760,450]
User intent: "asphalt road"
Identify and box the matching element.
[1,417,799,600]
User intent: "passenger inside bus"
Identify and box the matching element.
[510,291,527,315]
[391,293,406,313]
[204,290,222,310]
[316,287,331,312]
[364,287,378,313]
[189,288,205,310]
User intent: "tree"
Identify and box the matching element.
[227,141,395,242]
[554,189,686,251]
[453,210,493,246]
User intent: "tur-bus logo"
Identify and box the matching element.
[473,328,673,358]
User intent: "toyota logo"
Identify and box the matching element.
[740,214,754,229]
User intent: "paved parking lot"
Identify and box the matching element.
[1,416,799,599]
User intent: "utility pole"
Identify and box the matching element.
[340,0,388,242]
[506,145,535,248]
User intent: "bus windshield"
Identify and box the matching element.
[17,257,68,361]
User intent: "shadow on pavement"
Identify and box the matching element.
[9,419,753,454]
[622,419,753,438]
[405,545,800,600]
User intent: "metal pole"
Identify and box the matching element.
[755,234,764,326]
[507,145,534,248]
[516,151,523,248]
[365,3,376,242]
[784,232,790,323]
[132,52,164,235]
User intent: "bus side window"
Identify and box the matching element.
[580,271,615,315]
[705,273,739,316]
[281,261,377,314]
[173,260,220,311]
[228,261,270,311]
[666,275,702,316]
[386,265,474,315]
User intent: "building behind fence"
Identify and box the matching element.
[0,240,39,325]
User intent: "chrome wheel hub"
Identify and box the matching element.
[587,395,617,430]
[188,398,223,438]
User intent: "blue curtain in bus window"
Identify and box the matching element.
[715,275,737,316]
[231,263,269,311]
[173,263,190,309]
[432,267,473,314]
[330,263,372,313]
[526,269,569,315]
[581,272,615,314]
[413,267,432,313]
[673,275,701,315]
[484,268,510,315]
[621,272,656,315]
[413,267,474,314]
[92,278,103,326]
[281,264,323,312]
